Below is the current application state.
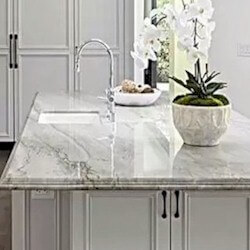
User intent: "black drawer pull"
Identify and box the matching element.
[174,190,180,218]
[162,191,167,219]
[9,34,13,69]
[14,34,18,69]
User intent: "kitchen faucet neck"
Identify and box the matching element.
[75,39,115,122]
[75,39,114,91]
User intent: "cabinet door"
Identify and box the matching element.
[172,191,249,250]
[75,0,134,95]
[0,0,14,141]
[71,191,170,250]
[13,0,74,134]
[12,191,70,250]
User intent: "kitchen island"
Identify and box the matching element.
[1,91,250,250]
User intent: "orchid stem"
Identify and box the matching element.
[193,19,198,48]
[181,0,186,8]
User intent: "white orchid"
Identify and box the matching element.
[176,20,194,40]
[177,8,189,28]
[162,4,178,30]
[186,0,214,24]
[196,21,215,51]
[150,8,164,19]
[141,18,162,52]
[199,21,216,37]
[143,17,157,31]
[187,47,207,64]
[131,0,215,68]
[197,0,214,20]
[131,42,157,69]
[178,36,193,51]
[131,0,227,103]
[199,38,211,52]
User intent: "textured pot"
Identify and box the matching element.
[172,103,231,146]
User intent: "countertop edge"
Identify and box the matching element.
[3,182,250,191]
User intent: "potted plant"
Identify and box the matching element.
[131,0,231,146]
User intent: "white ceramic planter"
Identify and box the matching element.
[172,103,231,146]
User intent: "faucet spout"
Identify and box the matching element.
[75,39,114,91]
[75,39,115,122]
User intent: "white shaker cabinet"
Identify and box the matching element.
[13,0,74,134]
[0,0,74,139]
[13,191,171,250]
[0,0,14,141]
[171,191,249,250]
[13,190,250,250]
[71,191,171,250]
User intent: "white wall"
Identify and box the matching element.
[210,0,250,118]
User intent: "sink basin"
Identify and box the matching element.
[38,111,102,124]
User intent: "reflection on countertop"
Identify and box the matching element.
[1,91,250,190]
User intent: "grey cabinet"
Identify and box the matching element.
[13,190,250,250]
[13,190,171,250]
[71,191,171,250]
[172,191,249,250]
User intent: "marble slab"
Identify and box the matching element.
[1,91,250,190]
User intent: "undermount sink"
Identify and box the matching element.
[38,111,102,124]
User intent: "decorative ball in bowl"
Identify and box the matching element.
[114,80,161,106]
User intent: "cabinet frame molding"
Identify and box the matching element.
[70,190,170,250]
[13,0,75,137]
[172,190,250,250]
[0,0,14,141]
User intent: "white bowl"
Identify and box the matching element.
[114,86,161,106]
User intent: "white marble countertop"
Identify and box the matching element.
[1,91,250,190]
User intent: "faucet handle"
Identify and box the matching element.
[97,96,107,101]
[106,88,114,102]
[75,62,80,73]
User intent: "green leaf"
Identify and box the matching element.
[185,70,197,83]
[169,76,185,86]
[205,71,221,83]
[206,82,227,95]
[186,80,202,95]
[169,76,193,92]
[206,82,227,89]
[184,71,205,96]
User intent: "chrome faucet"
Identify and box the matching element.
[75,39,115,122]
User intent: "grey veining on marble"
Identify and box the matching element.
[1,91,250,190]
